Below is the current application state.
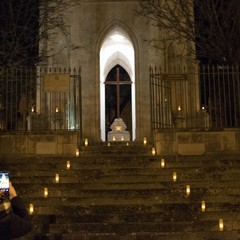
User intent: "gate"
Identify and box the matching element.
[150,65,240,131]
[0,67,82,133]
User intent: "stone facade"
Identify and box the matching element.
[40,0,194,143]
[0,132,80,156]
[154,129,240,155]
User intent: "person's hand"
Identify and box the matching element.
[0,189,5,198]
[9,182,17,200]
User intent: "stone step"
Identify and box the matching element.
[2,146,240,240]
[14,179,240,191]
[22,193,239,208]
[80,143,153,154]
[47,221,202,234]
[4,158,240,175]
[30,230,239,240]
[48,219,240,234]
[10,168,240,183]
[23,202,240,219]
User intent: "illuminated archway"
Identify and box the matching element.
[100,30,135,141]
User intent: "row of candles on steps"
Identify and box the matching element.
[27,137,225,232]
[159,158,225,231]
[78,137,151,149]
[28,160,72,215]
[75,137,149,157]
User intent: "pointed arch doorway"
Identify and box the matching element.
[100,30,136,141]
[105,65,132,139]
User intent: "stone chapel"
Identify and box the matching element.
[41,0,195,143]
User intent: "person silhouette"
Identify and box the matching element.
[0,182,32,239]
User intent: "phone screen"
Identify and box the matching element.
[0,172,9,195]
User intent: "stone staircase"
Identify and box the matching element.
[1,142,240,240]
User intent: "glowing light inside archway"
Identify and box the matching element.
[100,30,136,141]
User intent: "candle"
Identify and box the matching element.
[161,158,165,168]
[152,147,156,156]
[55,173,59,183]
[186,185,190,196]
[126,142,129,146]
[121,136,124,141]
[44,188,48,198]
[143,137,147,145]
[113,136,116,141]
[76,148,79,157]
[29,203,34,215]
[107,142,111,146]
[84,138,88,146]
[173,172,177,182]
[31,106,34,113]
[116,126,121,131]
[201,200,206,212]
[55,107,59,113]
[178,106,181,111]
[66,160,71,170]
[219,218,224,231]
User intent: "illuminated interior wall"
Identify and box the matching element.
[100,30,135,141]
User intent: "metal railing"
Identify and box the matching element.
[0,67,82,133]
[150,65,240,131]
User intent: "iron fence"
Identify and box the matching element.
[1,65,239,133]
[0,67,82,133]
[150,65,240,130]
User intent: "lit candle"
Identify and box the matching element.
[201,200,206,212]
[126,142,129,146]
[55,173,59,183]
[201,105,205,110]
[173,172,177,182]
[76,148,79,157]
[219,218,224,231]
[29,203,34,215]
[66,160,71,170]
[31,106,34,113]
[186,185,190,196]
[152,147,156,156]
[113,136,116,141]
[107,142,111,146]
[55,107,59,113]
[161,158,165,168]
[116,126,121,131]
[178,106,181,111]
[121,136,124,141]
[143,137,147,145]
[84,138,88,146]
[44,187,48,198]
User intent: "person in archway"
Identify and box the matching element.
[0,182,32,239]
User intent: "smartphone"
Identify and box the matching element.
[0,172,9,196]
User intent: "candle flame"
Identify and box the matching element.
[152,147,156,156]
[219,218,224,231]
[66,160,71,170]
[55,174,59,183]
[186,185,190,196]
[201,200,206,212]
[29,203,34,214]
[44,188,48,198]
[161,158,165,168]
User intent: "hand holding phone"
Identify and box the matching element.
[0,172,9,196]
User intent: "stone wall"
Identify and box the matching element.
[154,129,240,155]
[0,131,80,156]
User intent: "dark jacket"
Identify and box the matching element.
[0,196,32,239]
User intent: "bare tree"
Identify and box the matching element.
[138,0,240,64]
[0,0,79,67]
[0,0,79,131]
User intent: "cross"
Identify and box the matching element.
[105,67,132,118]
